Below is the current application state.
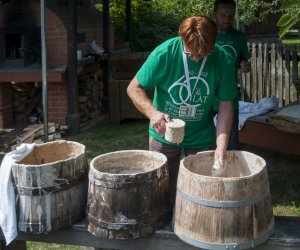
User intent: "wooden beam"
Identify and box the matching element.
[102,0,110,114]
[66,0,80,135]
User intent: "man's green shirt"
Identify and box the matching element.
[216,27,250,108]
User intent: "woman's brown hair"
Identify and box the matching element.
[178,16,217,61]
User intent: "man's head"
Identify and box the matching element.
[214,0,236,33]
[178,16,217,62]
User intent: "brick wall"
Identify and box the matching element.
[48,81,68,125]
[45,10,68,68]
[0,83,13,128]
[0,1,111,128]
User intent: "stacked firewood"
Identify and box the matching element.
[78,71,103,127]
[6,123,69,151]
[12,82,42,123]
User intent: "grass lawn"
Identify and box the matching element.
[25,119,300,249]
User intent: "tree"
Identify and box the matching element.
[277,0,300,38]
[96,0,280,51]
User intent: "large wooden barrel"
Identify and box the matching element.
[11,140,88,234]
[87,150,171,239]
[174,150,274,250]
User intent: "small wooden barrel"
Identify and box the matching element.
[11,140,88,234]
[174,150,274,250]
[87,150,170,239]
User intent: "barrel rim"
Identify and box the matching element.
[14,140,86,167]
[180,150,267,180]
[90,149,168,176]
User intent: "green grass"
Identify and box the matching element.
[26,242,82,250]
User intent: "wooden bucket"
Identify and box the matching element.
[174,150,274,250]
[87,150,171,239]
[11,140,88,234]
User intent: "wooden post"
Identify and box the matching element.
[277,45,283,107]
[240,71,245,101]
[292,46,298,102]
[66,0,80,135]
[263,43,269,97]
[102,0,110,115]
[109,79,121,124]
[257,43,263,100]
[251,43,257,102]
[284,47,290,105]
[270,43,276,97]
[245,42,251,101]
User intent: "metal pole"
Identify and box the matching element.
[41,0,48,142]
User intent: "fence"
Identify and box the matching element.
[240,43,300,107]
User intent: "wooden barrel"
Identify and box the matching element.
[11,140,88,234]
[174,150,274,250]
[87,150,171,239]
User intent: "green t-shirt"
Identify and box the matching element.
[136,36,237,149]
[216,27,250,108]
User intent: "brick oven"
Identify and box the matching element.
[0,0,114,129]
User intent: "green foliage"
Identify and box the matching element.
[237,0,280,25]
[277,0,300,38]
[95,0,280,51]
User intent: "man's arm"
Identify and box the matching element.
[127,76,169,135]
[215,100,234,161]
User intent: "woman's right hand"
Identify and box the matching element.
[150,110,170,136]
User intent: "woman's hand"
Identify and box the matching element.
[149,110,170,136]
[214,146,227,163]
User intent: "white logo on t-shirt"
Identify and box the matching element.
[168,74,210,107]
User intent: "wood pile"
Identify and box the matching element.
[78,72,103,127]
[12,82,42,123]
[1,123,68,151]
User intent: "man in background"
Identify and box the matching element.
[214,0,251,150]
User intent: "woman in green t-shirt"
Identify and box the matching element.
[127,15,237,206]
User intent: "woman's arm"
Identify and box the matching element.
[127,76,169,135]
